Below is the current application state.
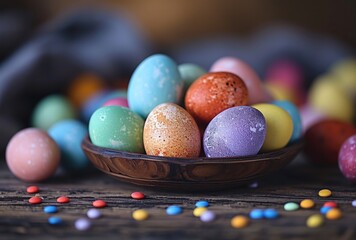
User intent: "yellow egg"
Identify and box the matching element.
[252,103,293,152]
[265,82,296,103]
[308,75,354,122]
[143,103,201,157]
[330,58,356,98]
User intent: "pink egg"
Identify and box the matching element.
[6,128,60,182]
[210,57,273,104]
[339,135,356,182]
[299,104,326,133]
[102,97,129,108]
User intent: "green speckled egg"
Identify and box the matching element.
[89,106,145,153]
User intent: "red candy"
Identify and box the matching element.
[29,196,42,204]
[323,201,338,208]
[26,186,39,194]
[57,196,70,203]
[131,192,145,200]
[92,200,107,208]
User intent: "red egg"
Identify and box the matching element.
[305,119,356,164]
[185,72,248,125]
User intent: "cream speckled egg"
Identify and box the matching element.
[143,103,201,157]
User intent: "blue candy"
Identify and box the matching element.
[249,209,264,219]
[195,200,209,208]
[48,216,62,225]
[263,208,279,219]
[166,205,183,215]
[44,205,58,214]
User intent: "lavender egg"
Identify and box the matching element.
[203,106,266,157]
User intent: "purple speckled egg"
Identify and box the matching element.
[339,135,356,182]
[203,106,266,157]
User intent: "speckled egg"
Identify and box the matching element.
[89,106,144,153]
[48,120,89,171]
[203,106,266,158]
[339,135,356,182]
[185,72,248,125]
[143,103,201,157]
[305,119,356,164]
[128,54,184,119]
[210,57,272,104]
[32,95,76,130]
[252,103,293,152]
[6,128,60,182]
[272,100,302,143]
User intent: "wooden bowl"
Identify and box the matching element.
[82,136,303,191]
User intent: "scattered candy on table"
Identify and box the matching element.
[29,196,42,204]
[131,192,145,200]
[132,209,149,221]
[26,186,39,194]
[43,206,58,214]
[326,208,342,220]
[87,208,102,219]
[166,205,183,215]
[48,216,63,225]
[284,202,299,211]
[195,200,209,208]
[263,208,279,219]
[75,218,91,231]
[318,189,332,198]
[200,210,216,222]
[249,209,264,219]
[57,196,70,203]
[306,214,324,228]
[92,200,107,208]
[193,207,208,217]
[231,215,249,228]
[300,199,315,209]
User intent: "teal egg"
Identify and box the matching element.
[127,54,184,118]
[48,120,89,171]
[89,106,144,153]
[32,95,76,130]
[272,100,302,142]
[178,63,206,92]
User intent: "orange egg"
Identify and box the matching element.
[184,72,248,125]
[143,103,201,158]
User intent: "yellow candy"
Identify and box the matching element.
[308,75,354,122]
[265,82,297,103]
[132,209,149,221]
[193,207,207,217]
[326,208,342,220]
[300,199,315,209]
[318,189,332,198]
[252,103,293,152]
[231,215,249,228]
[306,214,324,228]
[331,58,356,97]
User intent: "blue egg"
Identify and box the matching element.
[128,54,184,118]
[48,119,89,171]
[272,100,302,142]
[81,90,127,122]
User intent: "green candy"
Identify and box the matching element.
[284,202,299,211]
[89,106,144,153]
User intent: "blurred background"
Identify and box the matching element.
[0,0,355,152]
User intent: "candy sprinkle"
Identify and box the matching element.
[43,205,58,214]
[231,215,249,228]
[249,209,264,219]
[57,196,70,203]
[284,202,299,211]
[48,216,62,225]
[195,200,209,208]
[87,208,102,219]
[193,207,208,217]
[300,199,315,209]
[323,201,337,208]
[92,200,107,208]
[326,208,342,220]
[263,208,279,219]
[200,210,216,222]
[166,205,183,215]
[29,196,42,204]
[132,209,149,221]
[306,214,324,228]
[131,192,145,200]
[318,189,332,198]
[26,185,39,194]
[75,218,91,231]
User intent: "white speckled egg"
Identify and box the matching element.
[143,103,201,158]
[128,54,184,118]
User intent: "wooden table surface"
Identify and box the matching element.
[0,153,355,240]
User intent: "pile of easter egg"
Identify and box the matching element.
[5,73,129,182]
[264,58,356,182]
[88,54,303,161]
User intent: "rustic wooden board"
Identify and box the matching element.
[0,154,355,240]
